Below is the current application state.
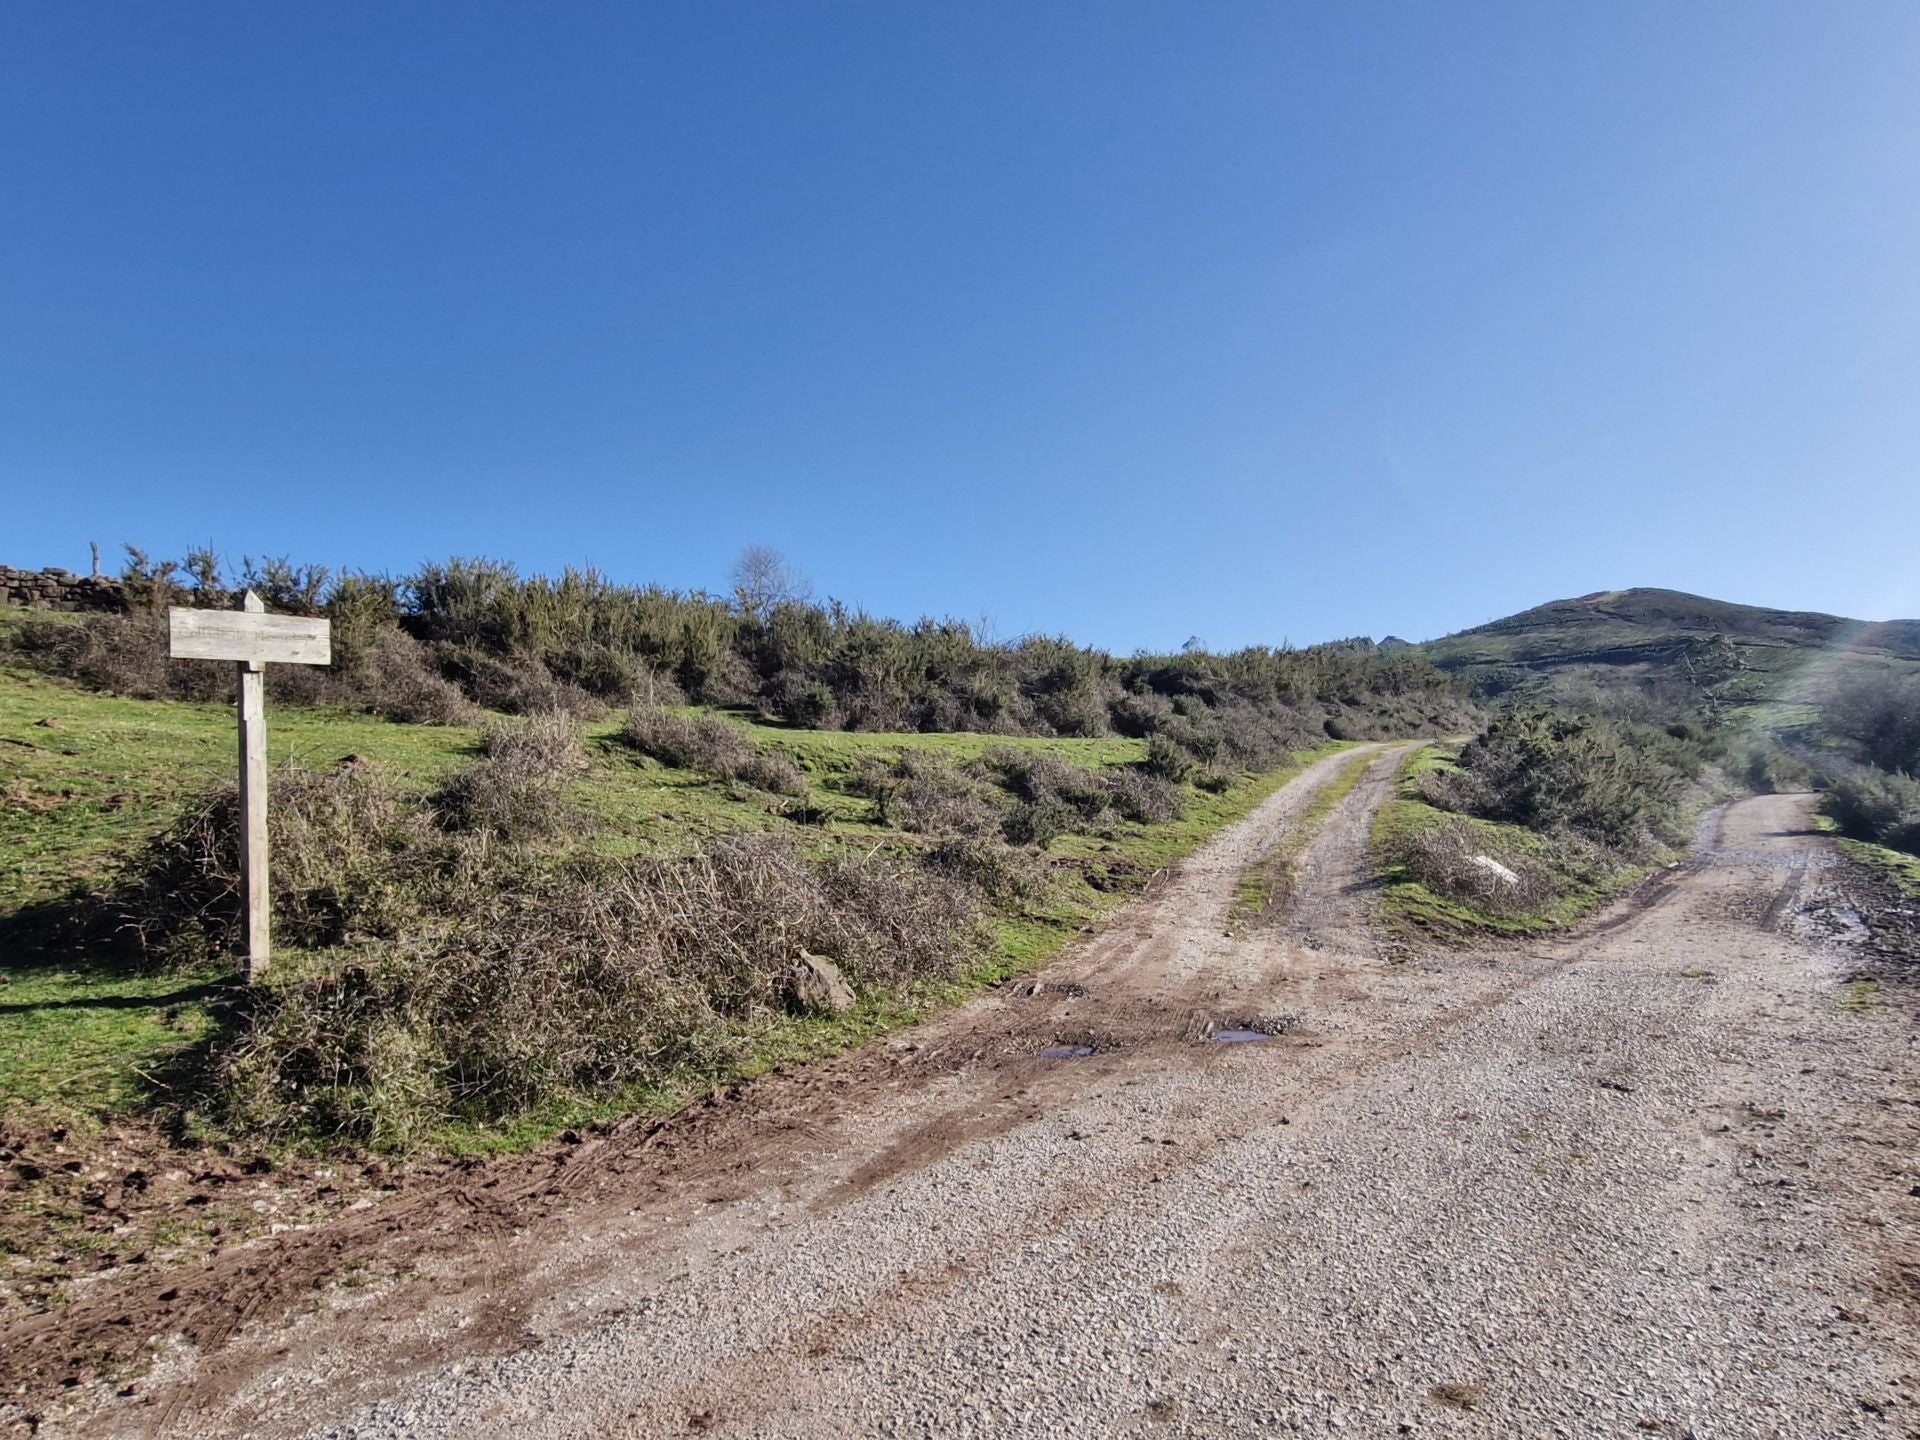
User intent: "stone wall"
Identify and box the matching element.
[0,565,129,612]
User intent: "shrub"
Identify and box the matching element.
[921,836,1048,904]
[1735,742,1813,796]
[1451,709,1685,852]
[434,714,587,841]
[3,612,226,702]
[621,705,755,777]
[435,647,604,719]
[1820,672,1920,777]
[1416,764,1489,814]
[851,753,1005,836]
[3,609,476,725]
[1193,766,1235,794]
[14,541,1477,746]
[736,750,808,797]
[1003,798,1076,848]
[112,763,449,970]
[1104,767,1184,824]
[354,628,474,725]
[1142,733,1194,782]
[1109,691,1177,739]
[619,705,806,796]
[206,833,983,1145]
[976,748,1110,819]
[1393,818,1560,918]
[272,625,474,725]
[1823,769,1920,856]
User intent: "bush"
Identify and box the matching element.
[621,705,755,777]
[435,714,587,841]
[435,646,604,719]
[736,750,808,797]
[1194,766,1235,794]
[10,543,1478,749]
[272,625,474,725]
[1003,798,1076,848]
[976,748,1110,819]
[1143,733,1194,783]
[112,763,449,970]
[1416,764,1489,814]
[1104,767,1184,824]
[619,705,807,796]
[1823,769,1920,855]
[920,836,1048,905]
[207,833,983,1146]
[1734,742,1813,796]
[4,612,226,702]
[1393,818,1560,918]
[1820,671,1920,777]
[1451,709,1686,852]
[851,752,1005,836]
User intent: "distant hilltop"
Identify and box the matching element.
[1414,586,1920,699]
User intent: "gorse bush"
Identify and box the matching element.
[436,646,604,720]
[851,753,1006,837]
[1104,767,1184,824]
[621,704,754,775]
[619,704,806,795]
[1820,671,1920,777]
[920,836,1049,905]
[1732,740,1813,796]
[211,833,983,1147]
[1438,709,1692,853]
[6,612,221,703]
[1142,733,1194,783]
[434,714,587,841]
[4,545,1472,750]
[848,746,1185,850]
[114,764,449,970]
[975,748,1112,820]
[1391,818,1560,919]
[1822,768,1920,857]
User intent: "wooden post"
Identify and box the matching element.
[237,593,271,981]
[168,590,330,983]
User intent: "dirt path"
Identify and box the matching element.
[26,775,1920,1439]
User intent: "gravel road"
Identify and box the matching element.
[56,766,1920,1439]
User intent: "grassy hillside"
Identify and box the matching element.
[1419,587,1920,711]
[0,664,1350,1141]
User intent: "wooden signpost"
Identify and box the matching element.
[168,591,331,982]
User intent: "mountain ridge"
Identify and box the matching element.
[1414,586,1920,698]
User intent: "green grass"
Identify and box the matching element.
[1,663,1352,1150]
[0,667,475,906]
[1367,743,1657,939]
[1230,745,1374,928]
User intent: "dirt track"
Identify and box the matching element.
[24,755,1920,1438]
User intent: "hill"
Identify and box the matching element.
[1417,587,1920,705]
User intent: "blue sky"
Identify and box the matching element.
[5,2,1918,650]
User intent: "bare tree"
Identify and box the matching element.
[730,545,811,616]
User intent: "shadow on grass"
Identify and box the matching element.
[0,887,246,1129]
[0,980,228,1016]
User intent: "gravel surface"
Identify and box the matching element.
[49,780,1920,1439]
